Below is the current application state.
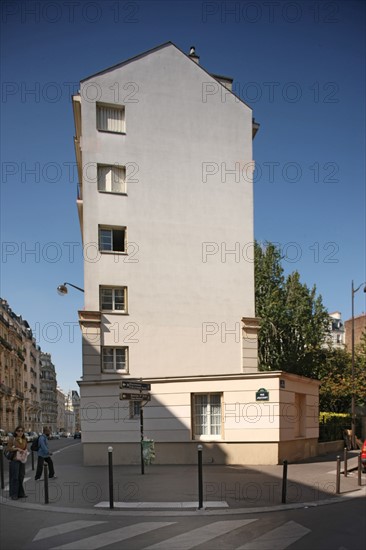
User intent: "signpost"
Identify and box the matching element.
[119,380,151,474]
[120,392,151,401]
[121,381,151,391]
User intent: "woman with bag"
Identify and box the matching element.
[5,425,29,500]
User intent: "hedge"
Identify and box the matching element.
[319,412,361,442]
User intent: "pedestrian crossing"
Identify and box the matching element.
[236,521,311,549]
[143,520,256,550]
[51,522,175,549]
[29,518,311,550]
[33,521,107,541]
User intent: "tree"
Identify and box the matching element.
[318,339,366,413]
[318,348,352,412]
[254,241,330,376]
[254,242,285,371]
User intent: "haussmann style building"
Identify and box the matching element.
[72,42,320,466]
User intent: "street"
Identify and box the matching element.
[0,439,365,549]
[1,498,365,549]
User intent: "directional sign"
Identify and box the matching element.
[120,380,151,391]
[120,392,151,401]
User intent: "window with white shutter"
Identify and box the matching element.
[97,164,126,193]
[97,103,125,133]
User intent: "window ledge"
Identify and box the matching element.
[102,369,128,374]
[100,251,128,255]
[97,130,126,135]
[194,436,222,441]
[98,191,128,196]
[101,311,129,315]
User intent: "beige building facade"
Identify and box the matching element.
[0,298,42,433]
[74,43,320,465]
[345,313,366,350]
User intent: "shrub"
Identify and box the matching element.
[319,412,361,442]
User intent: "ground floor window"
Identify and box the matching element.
[192,393,222,440]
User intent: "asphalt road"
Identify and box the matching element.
[1,498,365,549]
[1,438,365,549]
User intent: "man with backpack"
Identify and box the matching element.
[34,426,56,481]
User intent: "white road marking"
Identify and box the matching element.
[33,521,106,541]
[50,522,175,550]
[236,520,311,550]
[143,519,257,550]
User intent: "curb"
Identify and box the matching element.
[1,486,365,517]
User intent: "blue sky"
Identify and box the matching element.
[1,0,365,393]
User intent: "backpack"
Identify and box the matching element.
[31,436,40,452]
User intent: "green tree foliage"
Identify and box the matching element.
[318,348,352,412]
[254,241,330,376]
[319,340,366,412]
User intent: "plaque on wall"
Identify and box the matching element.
[256,388,269,401]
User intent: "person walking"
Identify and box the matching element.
[35,426,56,480]
[6,425,28,500]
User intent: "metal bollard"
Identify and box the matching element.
[44,462,49,504]
[197,445,203,509]
[0,446,4,490]
[343,447,347,477]
[140,409,144,476]
[336,456,341,494]
[281,460,288,504]
[358,452,362,486]
[108,447,114,509]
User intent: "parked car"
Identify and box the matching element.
[74,431,81,439]
[361,440,366,473]
[25,431,38,442]
[50,432,60,440]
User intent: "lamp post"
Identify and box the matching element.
[57,282,84,295]
[351,280,366,449]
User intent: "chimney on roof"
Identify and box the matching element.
[188,46,200,64]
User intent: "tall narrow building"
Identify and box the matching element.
[73,43,319,465]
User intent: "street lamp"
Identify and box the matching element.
[351,280,366,449]
[57,282,84,296]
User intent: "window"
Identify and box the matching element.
[100,286,127,312]
[102,347,128,372]
[129,401,141,419]
[97,103,125,133]
[193,393,222,439]
[98,164,126,194]
[99,226,126,252]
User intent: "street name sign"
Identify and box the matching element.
[256,388,269,401]
[120,392,151,401]
[120,380,151,391]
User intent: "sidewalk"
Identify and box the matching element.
[1,444,364,513]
